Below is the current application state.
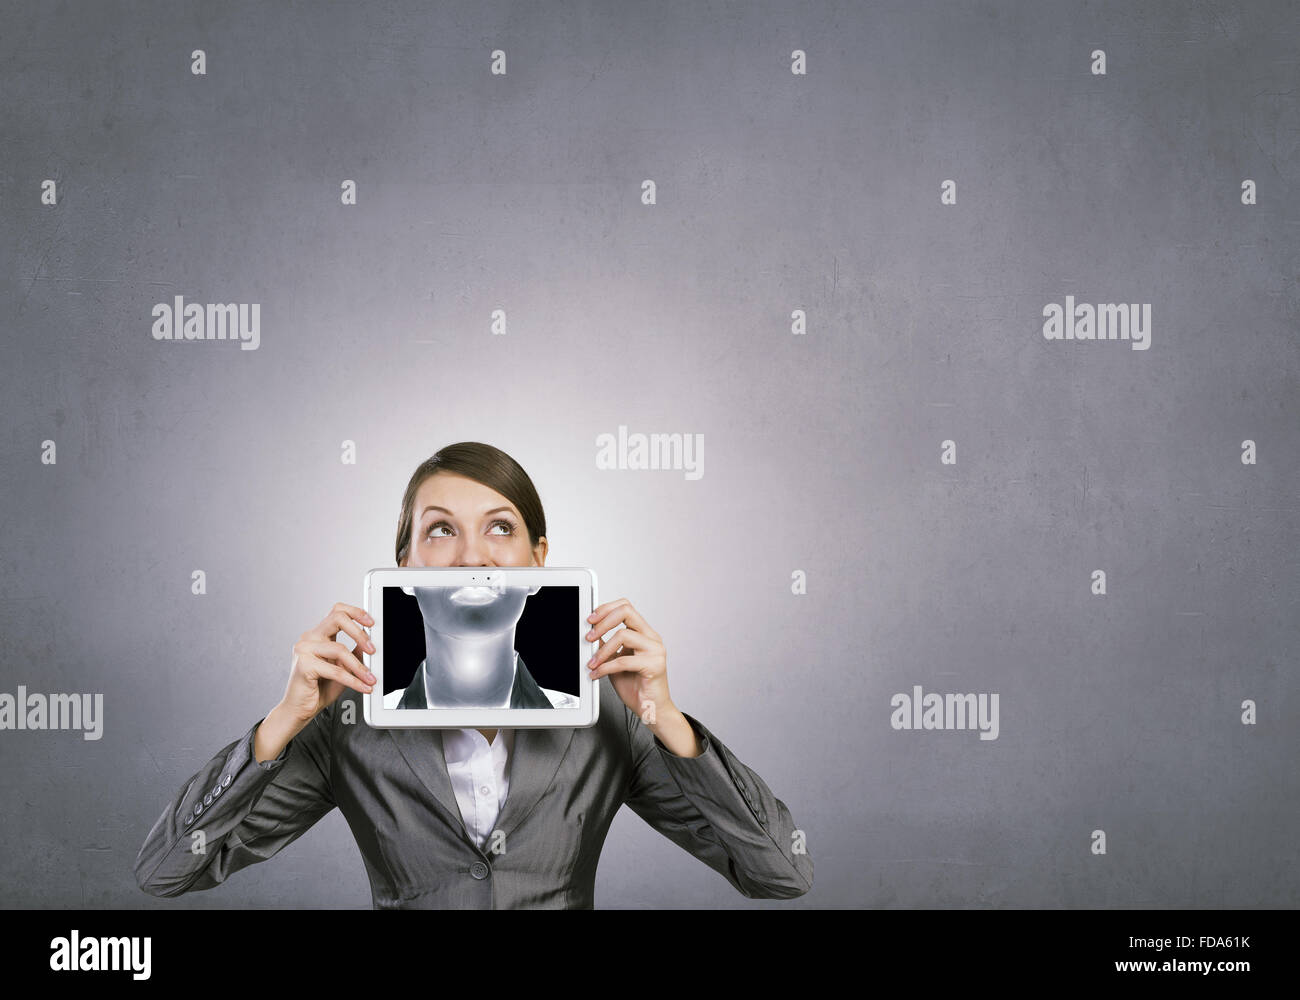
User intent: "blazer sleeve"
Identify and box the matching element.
[133,705,336,897]
[622,704,813,899]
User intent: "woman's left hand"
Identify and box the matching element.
[586,598,700,756]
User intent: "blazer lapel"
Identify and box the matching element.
[510,652,561,708]
[383,732,465,836]
[493,724,575,837]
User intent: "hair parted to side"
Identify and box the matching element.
[394,442,547,566]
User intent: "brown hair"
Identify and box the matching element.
[394,442,547,566]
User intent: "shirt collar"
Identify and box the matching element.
[443,724,515,763]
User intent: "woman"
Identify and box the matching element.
[134,441,813,908]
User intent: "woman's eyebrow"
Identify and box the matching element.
[420,505,514,518]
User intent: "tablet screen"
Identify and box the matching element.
[379,581,582,710]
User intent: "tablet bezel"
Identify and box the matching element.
[361,566,600,729]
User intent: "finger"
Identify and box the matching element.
[306,606,374,646]
[588,629,652,670]
[613,602,658,641]
[588,600,660,643]
[317,608,374,655]
[586,623,657,658]
[335,617,376,656]
[326,640,375,681]
[302,654,373,693]
[586,598,628,628]
[306,658,374,694]
[299,639,375,682]
[332,606,376,648]
[333,602,374,626]
[586,600,631,640]
[323,604,374,635]
[588,652,647,679]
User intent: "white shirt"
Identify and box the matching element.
[442,727,515,849]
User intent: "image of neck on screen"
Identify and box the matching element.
[407,582,538,708]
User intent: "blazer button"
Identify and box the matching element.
[212,784,222,797]
[203,793,212,806]
[184,814,194,826]
[222,774,232,787]
[469,861,489,880]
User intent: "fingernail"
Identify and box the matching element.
[366,672,377,684]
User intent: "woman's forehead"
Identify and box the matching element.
[416,473,513,513]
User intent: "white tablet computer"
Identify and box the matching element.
[361,566,599,729]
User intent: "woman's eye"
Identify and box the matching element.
[425,519,515,538]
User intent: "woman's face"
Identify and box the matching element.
[400,471,546,636]
[401,471,545,569]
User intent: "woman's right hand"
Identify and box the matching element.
[254,604,377,764]
[279,603,377,724]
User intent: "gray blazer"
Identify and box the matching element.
[134,679,813,908]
